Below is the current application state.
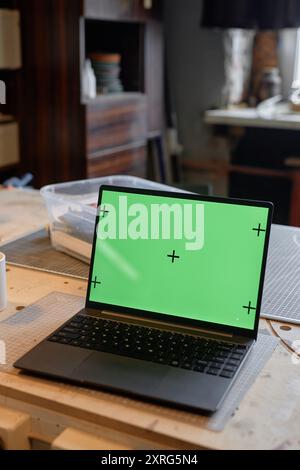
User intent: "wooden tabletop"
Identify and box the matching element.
[1,189,300,450]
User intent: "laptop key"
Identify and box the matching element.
[210,362,222,369]
[194,365,206,372]
[123,343,134,352]
[227,359,240,366]
[207,368,220,375]
[49,335,60,342]
[231,353,243,360]
[235,346,246,353]
[181,363,193,370]
[157,357,168,365]
[82,324,93,331]
[223,365,238,372]
[220,370,235,379]
[170,360,180,367]
[58,331,79,340]
[69,322,82,329]
[195,360,208,367]
[79,335,89,341]
[214,357,224,363]
[56,337,71,345]
[220,345,232,351]
[219,351,229,358]
[75,315,86,323]
[63,327,80,334]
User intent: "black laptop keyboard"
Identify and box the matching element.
[48,315,248,379]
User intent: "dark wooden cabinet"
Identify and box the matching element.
[19,0,85,185]
[16,0,164,187]
[87,144,147,178]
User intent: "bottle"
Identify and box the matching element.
[82,59,97,100]
[257,68,282,104]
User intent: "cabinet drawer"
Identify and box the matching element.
[86,94,147,155]
[87,144,147,178]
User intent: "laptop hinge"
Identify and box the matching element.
[97,309,234,339]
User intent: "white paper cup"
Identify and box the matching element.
[0,253,7,312]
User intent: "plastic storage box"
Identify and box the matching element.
[41,175,182,263]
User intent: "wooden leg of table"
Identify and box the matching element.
[51,427,132,451]
[290,170,300,227]
[0,406,30,450]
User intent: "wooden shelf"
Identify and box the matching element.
[0,115,15,125]
[205,108,300,131]
[84,18,144,95]
[83,92,145,106]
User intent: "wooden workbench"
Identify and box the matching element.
[0,189,300,450]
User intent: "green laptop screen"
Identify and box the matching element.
[88,189,270,331]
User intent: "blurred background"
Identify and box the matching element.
[2,0,300,225]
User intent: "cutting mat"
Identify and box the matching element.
[2,229,89,280]
[0,292,278,432]
[261,224,300,324]
[3,222,300,326]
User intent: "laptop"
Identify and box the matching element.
[14,186,273,413]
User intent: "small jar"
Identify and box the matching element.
[258,68,282,103]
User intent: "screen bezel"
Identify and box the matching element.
[86,185,273,339]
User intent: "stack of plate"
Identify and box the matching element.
[89,53,123,94]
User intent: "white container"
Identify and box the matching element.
[82,59,97,100]
[0,252,7,312]
[41,175,183,263]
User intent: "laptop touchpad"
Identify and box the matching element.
[71,351,169,391]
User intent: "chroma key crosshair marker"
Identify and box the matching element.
[91,276,101,288]
[243,301,256,315]
[99,206,109,218]
[167,250,180,263]
[252,223,266,237]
